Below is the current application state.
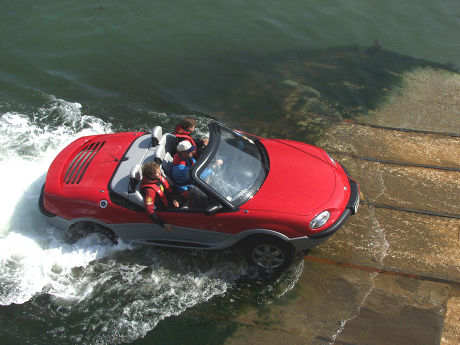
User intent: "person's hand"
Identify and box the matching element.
[164,224,174,232]
[172,200,179,208]
[216,158,223,167]
[202,138,209,146]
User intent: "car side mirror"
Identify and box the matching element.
[205,204,224,216]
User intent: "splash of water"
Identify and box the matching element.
[0,97,276,344]
[0,96,117,303]
[0,97,111,232]
[328,204,389,345]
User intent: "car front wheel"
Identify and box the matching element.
[244,237,294,275]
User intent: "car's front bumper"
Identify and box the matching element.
[288,176,359,250]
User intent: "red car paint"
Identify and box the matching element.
[41,123,359,256]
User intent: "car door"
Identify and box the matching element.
[156,204,245,249]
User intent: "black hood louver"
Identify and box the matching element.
[64,141,105,184]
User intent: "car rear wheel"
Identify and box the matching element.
[244,236,294,275]
[69,222,118,245]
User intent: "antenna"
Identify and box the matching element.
[105,150,127,162]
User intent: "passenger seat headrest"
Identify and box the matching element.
[154,144,166,164]
[129,163,142,193]
[130,163,142,181]
[151,126,162,146]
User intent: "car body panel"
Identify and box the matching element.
[243,139,337,216]
[40,123,360,252]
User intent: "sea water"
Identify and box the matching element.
[1,0,459,343]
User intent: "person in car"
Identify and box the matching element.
[140,162,179,231]
[174,117,208,157]
[171,141,197,196]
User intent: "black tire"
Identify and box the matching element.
[69,222,118,245]
[243,236,294,276]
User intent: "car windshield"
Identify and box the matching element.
[194,125,268,207]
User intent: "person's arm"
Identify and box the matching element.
[149,213,165,227]
[193,137,208,148]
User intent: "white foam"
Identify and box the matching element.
[0,96,117,305]
[0,231,132,305]
[0,99,301,344]
[0,97,112,232]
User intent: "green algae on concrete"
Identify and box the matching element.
[441,297,460,345]
[316,122,460,169]
[358,68,460,134]
[217,46,457,142]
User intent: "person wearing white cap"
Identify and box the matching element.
[171,140,197,194]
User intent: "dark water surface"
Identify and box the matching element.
[1,1,459,344]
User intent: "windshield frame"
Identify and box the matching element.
[191,122,269,210]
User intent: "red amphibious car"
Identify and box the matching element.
[40,122,359,273]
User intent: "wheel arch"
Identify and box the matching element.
[236,229,293,244]
[240,230,296,275]
[68,219,118,245]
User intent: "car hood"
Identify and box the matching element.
[242,139,337,216]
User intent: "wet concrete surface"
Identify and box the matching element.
[224,268,453,345]
[442,297,460,345]
[219,67,460,344]
[316,206,460,282]
[318,123,460,169]
[356,68,460,134]
[335,155,459,215]
[333,275,448,345]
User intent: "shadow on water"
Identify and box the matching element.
[3,43,456,141]
[211,45,456,141]
[74,44,457,142]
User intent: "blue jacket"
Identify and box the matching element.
[171,153,196,192]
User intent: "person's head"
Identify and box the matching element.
[142,162,161,180]
[180,117,197,132]
[177,140,196,158]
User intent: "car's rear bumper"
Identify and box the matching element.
[38,183,56,217]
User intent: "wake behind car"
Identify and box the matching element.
[40,122,359,274]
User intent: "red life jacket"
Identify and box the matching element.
[173,153,195,168]
[174,124,197,147]
[140,175,171,208]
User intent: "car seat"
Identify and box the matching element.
[151,126,162,146]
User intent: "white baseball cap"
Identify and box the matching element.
[177,141,196,153]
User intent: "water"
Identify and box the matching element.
[1,1,459,344]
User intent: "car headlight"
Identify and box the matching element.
[309,210,330,229]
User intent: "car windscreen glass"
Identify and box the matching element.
[195,126,267,207]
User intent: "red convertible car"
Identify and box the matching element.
[40,122,359,274]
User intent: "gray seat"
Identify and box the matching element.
[151,126,162,146]
[154,144,166,163]
[123,131,177,207]
[128,164,142,193]
[160,133,177,156]
[153,143,175,186]
[128,164,145,206]
[158,133,176,176]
